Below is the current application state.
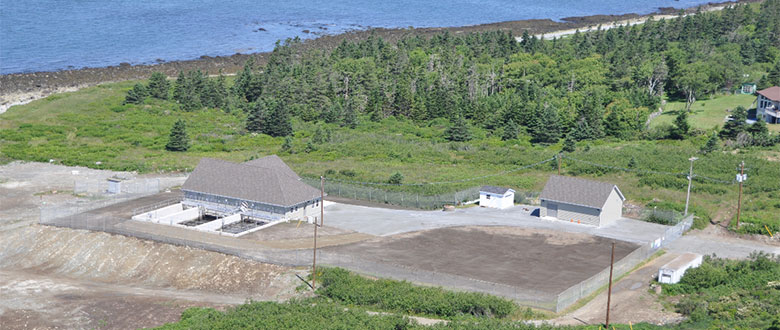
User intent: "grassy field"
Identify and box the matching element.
[1,80,778,234]
[649,93,780,132]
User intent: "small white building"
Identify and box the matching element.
[658,253,703,284]
[539,175,625,227]
[479,186,515,209]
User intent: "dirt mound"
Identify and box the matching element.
[0,225,295,295]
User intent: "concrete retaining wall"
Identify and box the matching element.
[195,213,241,231]
[132,203,183,221]
[157,207,199,225]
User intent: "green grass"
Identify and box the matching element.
[1,80,778,234]
[649,93,767,132]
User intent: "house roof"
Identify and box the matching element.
[244,155,301,180]
[480,185,514,195]
[539,175,624,209]
[182,158,320,207]
[757,86,780,102]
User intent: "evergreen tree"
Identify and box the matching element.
[766,60,780,87]
[388,172,404,184]
[165,119,189,151]
[701,133,720,153]
[312,124,331,144]
[280,136,293,153]
[501,119,518,141]
[246,101,265,132]
[342,102,358,129]
[628,157,637,168]
[748,119,772,146]
[262,99,293,137]
[147,72,170,100]
[173,71,187,102]
[562,134,576,152]
[445,115,472,142]
[530,105,561,144]
[304,141,317,153]
[669,111,690,139]
[233,59,254,101]
[123,83,148,105]
[720,106,748,139]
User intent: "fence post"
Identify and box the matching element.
[416,194,419,208]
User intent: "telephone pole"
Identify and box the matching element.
[312,176,323,290]
[605,242,615,328]
[557,153,562,175]
[684,157,698,216]
[736,161,745,229]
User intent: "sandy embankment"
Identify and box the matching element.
[0,0,748,114]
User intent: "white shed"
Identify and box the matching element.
[658,253,703,284]
[479,186,515,209]
[107,178,123,194]
[539,175,625,227]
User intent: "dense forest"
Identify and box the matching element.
[154,1,777,144]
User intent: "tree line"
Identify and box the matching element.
[127,0,780,150]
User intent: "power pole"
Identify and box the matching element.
[312,176,323,290]
[736,161,745,229]
[605,242,615,328]
[684,157,698,216]
[557,153,562,175]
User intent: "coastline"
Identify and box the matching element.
[0,0,755,114]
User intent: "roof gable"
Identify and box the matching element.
[540,175,623,209]
[183,158,320,207]
[244,155,301,180]
[480,185,514,195]
[757,86,780,102]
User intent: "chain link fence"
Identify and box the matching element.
[301,177,481,209]
[554,214,694,312]
[74,178,160,196]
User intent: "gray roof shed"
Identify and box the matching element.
[480,185,513,195]
[539,175,624,209]
[183,158,320,207]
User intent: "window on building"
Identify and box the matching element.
[486,194,491,199]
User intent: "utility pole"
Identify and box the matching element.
[684,157,698,216]
[605,242,615,328]
[312,176,323,290]
[557,153,562,175]
[736,161,745,229]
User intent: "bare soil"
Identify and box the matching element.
[327,226,638,295]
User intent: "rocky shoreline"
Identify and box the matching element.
[0,0,755,113]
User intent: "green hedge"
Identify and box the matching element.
[316,267,517,318]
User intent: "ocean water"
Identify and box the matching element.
[1,0,716,74]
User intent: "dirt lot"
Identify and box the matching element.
[328,226,638,295]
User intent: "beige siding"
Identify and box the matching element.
[599,188,624,226]
[284,201,322,222]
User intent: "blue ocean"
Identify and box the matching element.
[1,0,717,74]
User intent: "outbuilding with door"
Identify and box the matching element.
[538,175,625,227]
[479,186,515,209]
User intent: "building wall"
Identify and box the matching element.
[599,188,624,226]
[541,200,601,226]
[479,191,514,209]
[757,94,780,123]
[183,190,321,221]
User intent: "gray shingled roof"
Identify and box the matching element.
[480,185,513,195]
[539,175,624,209]
[244,155,301,180]
[183,158,320,207]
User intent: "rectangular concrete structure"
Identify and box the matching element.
[658,253,703,284]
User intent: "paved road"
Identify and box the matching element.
[666,232,780,259]
[323,203,670,244]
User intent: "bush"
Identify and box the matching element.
[316,267,517,319]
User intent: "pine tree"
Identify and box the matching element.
[123,83,148,105]
[628,157,637,168]
[147,72,170,100]
[501,119,518,141]
[748,119,772,146]
[720,106,748,139]
[388,172,404,184]
[562,134,576,152]
[246,101,265,132]
[530,105,561,144]
[165,119,189,151]
[262,99,293,137]
[701,133,719,153]
[342,102,358,129]
[312,124,331,144]
[669,111,690,140]
[304,141,317,153]
[445,115,472,142]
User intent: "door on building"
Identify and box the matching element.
[548,203,558,218]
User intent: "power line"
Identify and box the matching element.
[562,155,736,185]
